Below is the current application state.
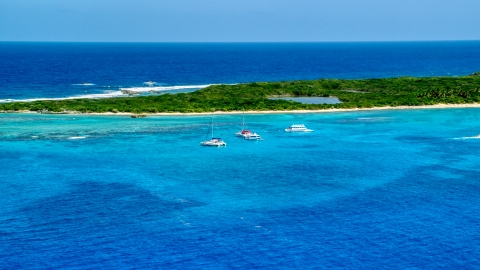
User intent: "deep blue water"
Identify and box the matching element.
[1,41,480,101]
[1,110,480,268]
[1,42,480,269]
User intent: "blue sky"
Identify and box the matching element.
[1,0,479,42]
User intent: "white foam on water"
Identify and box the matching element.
[120,84,212,92]
[1,92,125,103]
[453,136,480,140]
[68,136,86,140]
[72,83,96,86]
[357,117,392,121]
[0,84,212,103]
[143,81,157,86]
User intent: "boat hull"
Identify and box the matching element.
[243,133,263,140]
[285,129,313,132]
[200,141,226,147]
[285,124,313,132]
[235,130,252,137]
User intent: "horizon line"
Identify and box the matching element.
[1,39,480,44]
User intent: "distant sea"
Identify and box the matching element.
[1,41,480,101]
[1,42,480,269]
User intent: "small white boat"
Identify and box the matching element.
[285,124,313,132]
[201,137,227,146]
[235,109,263,140]
[235,109,250,137]
[236,129,252,137]
[201,116,226,147]
[244,132,263,140]
[144,81,155,86]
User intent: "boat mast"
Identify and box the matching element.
[205,115,213,140]
[242,109,245,131]
[211,115,214,138]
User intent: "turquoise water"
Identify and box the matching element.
[1,109,480,268]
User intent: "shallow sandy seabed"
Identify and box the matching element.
[3,103,480,116]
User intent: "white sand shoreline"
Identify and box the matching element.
[2,103,480,116]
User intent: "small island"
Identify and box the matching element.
[2,74,480,114]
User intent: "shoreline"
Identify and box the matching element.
[2,103,480,116]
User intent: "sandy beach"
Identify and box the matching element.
[3,103,480,116]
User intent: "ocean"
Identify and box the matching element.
[1,41,480,101]
[1,42,480,269]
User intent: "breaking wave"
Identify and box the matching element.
[119,84,212,92]
[0,84,212,103]
[71,83,96,86]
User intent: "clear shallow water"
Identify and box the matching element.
[1,109,480,268]
[1,41,480,101]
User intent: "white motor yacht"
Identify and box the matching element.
[285,124,313,132]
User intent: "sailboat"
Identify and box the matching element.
[235,109,252,137]
[235,109,263,140]
[201,116,226,147]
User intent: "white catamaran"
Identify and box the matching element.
[235,109,263,140]
[201,116,226,147]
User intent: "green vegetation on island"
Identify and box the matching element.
[2,74,480,113]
